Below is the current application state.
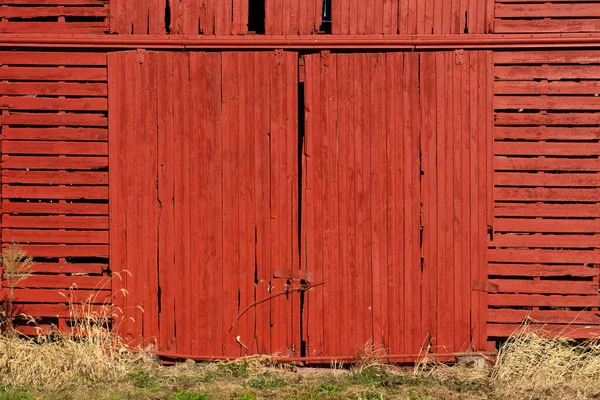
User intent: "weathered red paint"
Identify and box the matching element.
[494,1,600,33]
[0,0,108,34]
[108,50,299,357]
[488,50,600,339]
[0,51,110,335]
[2,0,600,362]
[301,50,492,357]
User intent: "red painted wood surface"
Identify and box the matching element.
[332,0,493,34]
[301,50,492,358]
[0,51,110,333]
[109,50,299,357]
[109,0,496,35]
[489,50,600,338]
[494,1,600,33]
[110,0,322,35]
[0,0,108,34]
[109,0,248,34]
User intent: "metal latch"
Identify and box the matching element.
[273,268,312,283]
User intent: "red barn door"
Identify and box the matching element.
[301,51,493,359]
[108,50,300,358]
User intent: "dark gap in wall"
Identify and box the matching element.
[298,79,306,358]
[248,0,265,34]
[464,11,468,34]
[319,0,331,33]
[158,285,162,314]
[165,0,171,33]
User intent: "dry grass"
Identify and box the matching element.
[0,244,149,389]
[490,325,600,400]
[2,247,600,398]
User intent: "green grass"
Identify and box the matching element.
[0,361,493,400]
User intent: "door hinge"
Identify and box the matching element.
[454,49,464,65]
[472,280,498,293]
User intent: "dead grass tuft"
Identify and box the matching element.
[0,244,150,389]
[491,325,600,399]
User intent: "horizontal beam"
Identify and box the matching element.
[5,34,600,49]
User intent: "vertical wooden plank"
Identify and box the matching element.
[364,53,376,351]
[255,51,271,354]
[286,52,300,355]
[433,0,441,34]
[189,52,206,353]
[274,0,283,34]
[374,0,383,33]
[139,50,150,345]
[123,0,133,33]
[184,0,199,34]
[416,0,425,34]
[402,52,413,353]
[399,0,408,33]
[345,53,358,354]
[372,53,387,348]
[336,54,349,356]
[202,0,216,34]
[382,0,391,34]
[349,0,359,35]
[308,52,325,356]
[323,51,338,356]
[270,50,288,355]
[151,0,166,34]
[216,0,232,35]
[145,52,160,347]
[354,53,366,349]
[238,51,255,355]
[109,51,124,342]
[434,51,447,352]
[424,0,433,33]
[468,51,481,350]
[459,0,467,33]
[109,0,119,33]
[445,51,456,352]
[460,52,471,352]
[156,53,175,353]
[302,54,314,356]
[205,52,223,355]
[182,52,192,354]
[485,0,494,33]
[129,52,143,345]
[171,53,184,353]
[385,52,399,354]
[366,0,375,33]
[483,51,493,348]
[467,0,476,34]
[221,52,240,357]
[486,51,494,241]
[420,52,437,352]
[334,0,344,34]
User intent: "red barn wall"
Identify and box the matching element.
[0,51,110,334]
[489,50,600,338]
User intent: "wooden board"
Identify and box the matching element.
[0,50,110,328]
[489,50,600,340]
[0,1,108,34]
[494,1,600,33]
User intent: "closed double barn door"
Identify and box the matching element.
[108,50,493,359]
